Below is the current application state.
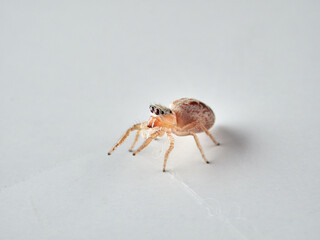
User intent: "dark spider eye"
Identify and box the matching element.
[155,108,159,115]
[161,111,164,114]
[149,106,154,113]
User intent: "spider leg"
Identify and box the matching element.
[108,122,147,155]
[129,125,162,151]
[133,130,163,156]
[149,128,160,141]
[173,128,209,164]
[141,130,147,139]
[199,124,220,145]
[163,132,175,172]
[179,121,220,145]
[129,130,140,152]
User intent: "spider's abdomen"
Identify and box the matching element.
[170,98,215,133]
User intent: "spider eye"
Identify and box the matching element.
[161,111,164,114]
[150,106,154,113]
[155,108,159,115]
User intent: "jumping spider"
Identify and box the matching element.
[108,98,220,172]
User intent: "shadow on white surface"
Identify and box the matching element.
[213,126,249,160]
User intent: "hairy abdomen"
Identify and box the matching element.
[170,98,215,133]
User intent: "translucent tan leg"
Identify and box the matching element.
[163,132,175,172]
[173,128,209,164]
[179,121,220,145]
[142,130,147,139]
[149,128,160,141]
[129,130,140,152]
[108,122,146,155]
[133,130,163,156]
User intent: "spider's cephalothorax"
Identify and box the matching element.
[147,104,176,129]
[108,98,220,172]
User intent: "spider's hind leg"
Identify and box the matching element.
[173,128,209,164]
[179,121,220,146]
[199,123,220,146]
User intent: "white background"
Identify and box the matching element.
[1,1,319,239]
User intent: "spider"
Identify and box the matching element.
[108,98,220,172]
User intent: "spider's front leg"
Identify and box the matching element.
[129,130,141,152]
[132,129,164,156]
[163,132,175,172]
[108,122,147,155]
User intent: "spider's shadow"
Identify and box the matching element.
[208,125,250,163]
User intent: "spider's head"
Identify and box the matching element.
[147,104,176,128]
[149,104,172,116]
